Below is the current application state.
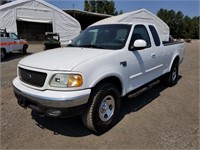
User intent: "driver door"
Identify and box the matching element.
[126,24,157,89]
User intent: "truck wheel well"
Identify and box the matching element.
[169,56,179,72]
[93,76,123,95]
[174,56,180,65]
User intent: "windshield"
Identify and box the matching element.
[69,24,131,50]
[45,34,59,41]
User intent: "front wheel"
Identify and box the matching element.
[1,49,6,60]
[82,83,121,134]
[161,62,179,87]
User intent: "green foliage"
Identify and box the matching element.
[84,0,121,15]
[190,16,199,39]
[157,9,199,39]
[84,0,90,12]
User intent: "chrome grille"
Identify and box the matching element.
[19,67,47,87]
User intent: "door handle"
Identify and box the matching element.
[151,54,156,58]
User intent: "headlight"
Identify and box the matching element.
[68,74,83,87]
[50,74,83,88]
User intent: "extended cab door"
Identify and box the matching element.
[125,24,157,89]
[148,25,165,75]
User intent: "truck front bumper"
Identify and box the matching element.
[13,78,91,117]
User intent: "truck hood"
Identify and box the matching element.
[19,47,110,71]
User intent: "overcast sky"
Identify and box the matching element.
[46,0,199,17]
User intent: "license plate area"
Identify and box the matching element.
[17,96,28,108]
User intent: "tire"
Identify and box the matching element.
[161,62,179,87]
[1,49,6,60]
[82,83,121,134]
[22,45,28,54]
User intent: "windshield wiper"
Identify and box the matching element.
[79,45,105,49]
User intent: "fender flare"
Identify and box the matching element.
[169,55,180,72]
[89,72,125,96]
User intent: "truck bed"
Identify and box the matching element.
[163,41,184,46]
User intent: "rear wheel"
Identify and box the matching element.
[162,62,179,87]
[82,83,121,134]
[1,49,6,60]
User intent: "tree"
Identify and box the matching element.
[84,0,90,12]
[183,16,191,38]
[190,16,199,39]
[174,11,184,38]
[104,0,115,15]
[157,9,176,37]
[157,8,199,39]
[84,0,116,15]
[96,0,106,14]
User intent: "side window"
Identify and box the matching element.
[10,33,19,40]
[0,33,5,37]
[129,25,151,50]
[149,25,161,46]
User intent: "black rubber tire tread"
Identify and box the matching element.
[22,45,28,54]
[162,62,179,87]
[1,49,6,60]
[81,83,121,134]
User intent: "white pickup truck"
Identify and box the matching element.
[0,29,28,60]
[13,9,185,134]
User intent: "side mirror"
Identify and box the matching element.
[133,39,147,50]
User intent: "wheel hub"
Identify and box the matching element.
[172,67,177,81]
[99,95,115,122]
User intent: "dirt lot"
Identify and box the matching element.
[1,41,199,149]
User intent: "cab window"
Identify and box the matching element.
[129,25,151,50]
[10,33,19,40]
[149,25,161,46]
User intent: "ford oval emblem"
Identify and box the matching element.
[25,73,32,80]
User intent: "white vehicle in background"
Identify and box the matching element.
[13,9,185,134]
[0,29,28,60]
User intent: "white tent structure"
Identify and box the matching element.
[92,9,170,41]
[0,0,81,45]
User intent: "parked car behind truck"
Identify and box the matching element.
[0,29,28,60]
[43,32,61,50]
[13,9,185,134]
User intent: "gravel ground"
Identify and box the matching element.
[1,41,199,149]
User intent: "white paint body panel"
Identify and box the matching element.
[13,22,185,108]
[0,37,27,53]
[19,47,111,71]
